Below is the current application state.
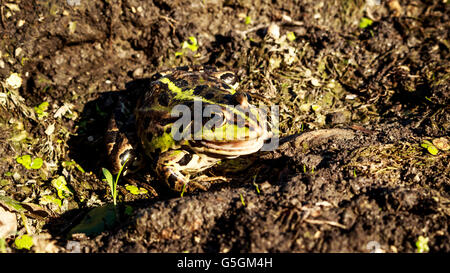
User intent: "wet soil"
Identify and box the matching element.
[0,0,448,252]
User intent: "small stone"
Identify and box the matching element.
[17,20,25,27]
[267,23,280,40]
[5,73,22,89]
[310,78,320,87]
[15,47,23,58]
[132,67,143,78]
[45,123,55,135]
[67,0,81,7]
[432,137,449,151]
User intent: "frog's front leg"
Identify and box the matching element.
[156,150,220,192]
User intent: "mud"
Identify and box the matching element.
[0,0,448,252]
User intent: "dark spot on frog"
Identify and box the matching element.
[104,130,118,144]
[223,94,234,104]
[146,131,154,142]
[176,66,189,71]
[158,92,170,106]
[142,116,151,129]
[187,74,199,82]
[178,153,193,166]
[175,79,189,87]
[193,85,208,95]
[221,82,231,90]
[203,65,217,72]
[204,92,215,100]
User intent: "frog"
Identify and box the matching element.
[105,65,272,193]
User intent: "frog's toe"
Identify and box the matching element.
[157,165,210,192]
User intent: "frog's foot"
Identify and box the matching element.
[157,164,208,192]
[156,150,221,192]
[191,175,229,184]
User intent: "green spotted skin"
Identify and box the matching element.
[106,65,271,192]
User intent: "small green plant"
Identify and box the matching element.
[416,236,429,253]
[421,140,439,155]
[16,155,43,170]
[125,184,148,195]
[180,183,187,197]
[175,36,199,56]
[245,15,252,25]
[34,101,49,119]
[359,17,373,29]
[240,193,246,206]
[252,172,260,194]
[62,160,85,173]
[286,31,296,41]
[51,176,73,199]
[39,195,62,207]
[14,234,33,250]
[102,159,128,206]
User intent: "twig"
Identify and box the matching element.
[304,218,347,229]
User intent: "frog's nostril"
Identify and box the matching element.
[234,92,248,108]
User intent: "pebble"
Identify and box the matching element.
[267,23,280,40]
[132,67,143,78]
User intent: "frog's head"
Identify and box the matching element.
[189,91,272,157]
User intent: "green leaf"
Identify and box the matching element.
[240,193,246,206]
[421,140,439,155]
[245,16,252,25]
[15,234,33,250]
[0,195,26,212]
[39,195,62,207]
[62,160,85,173]
[34,101,49,119]
[125,184,148,195]
[427,145,439,155]
[182,36,198,52]
[102,168,113,185]
[30,157,43,169]
[359,17,373,29]
[286,31,296,41]
[416,236,429,253]
[16,155,32,169]
[17,155,44,169]
[51,176,73,199]
[180,183,186,197]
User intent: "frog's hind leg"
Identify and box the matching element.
[105,104,143,175]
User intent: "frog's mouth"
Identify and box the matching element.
[192,130,272,157]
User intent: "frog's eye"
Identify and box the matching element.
[219,72,237,85]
